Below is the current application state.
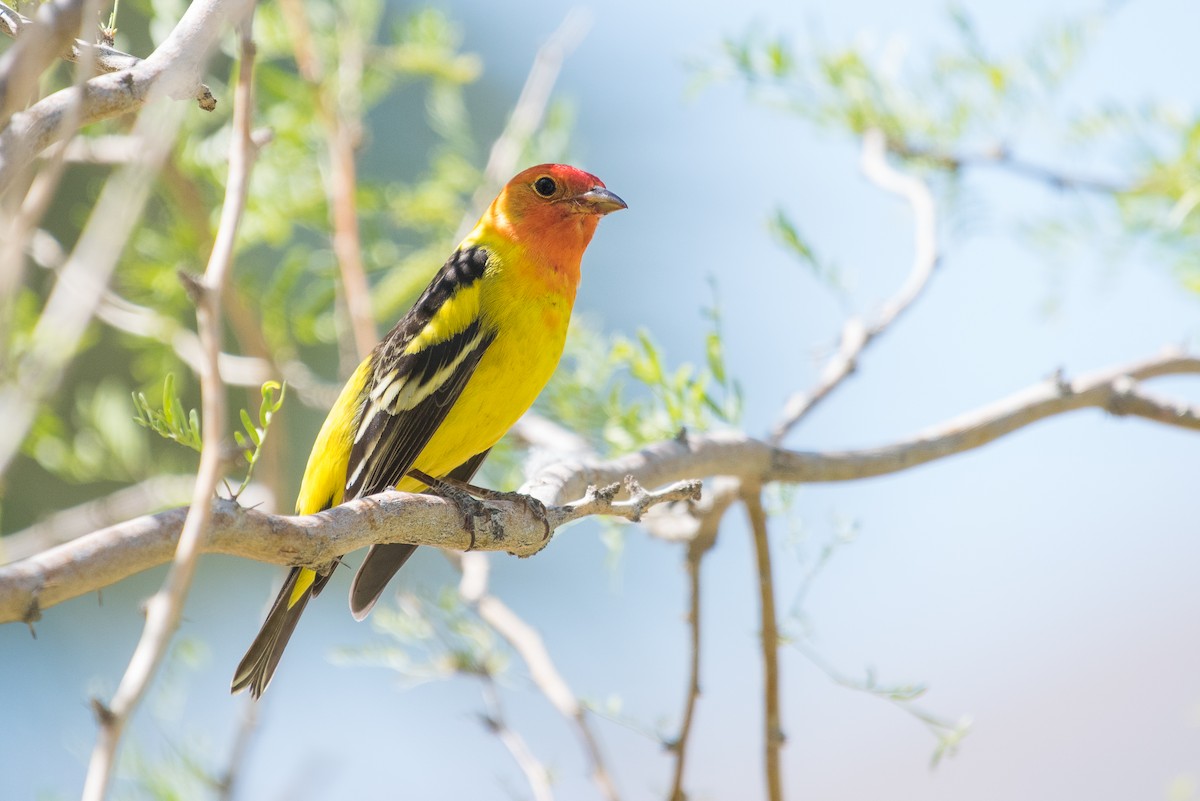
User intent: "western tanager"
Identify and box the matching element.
[232,164,625,697]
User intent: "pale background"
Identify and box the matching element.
[4,0,1199,799]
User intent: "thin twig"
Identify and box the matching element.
[665,477,738,801]
[771,128,939,442]
[744,488,783,801]
[456,9,591,239]
[479,673,555,801]
[80,16,258,800]
[460,551,622,801]
[0,0,214,110]
[275,0,375,358]
[889,139,1130,195]
[0,478,701,625]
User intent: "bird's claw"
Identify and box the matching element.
[478,490,551,542]
[430,483,501,550]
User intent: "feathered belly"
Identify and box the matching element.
[400,306,568,490]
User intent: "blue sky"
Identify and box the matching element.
[4,0,1199,799]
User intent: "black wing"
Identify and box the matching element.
[344,245,493,499]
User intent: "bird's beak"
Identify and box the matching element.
[574,186,628,215]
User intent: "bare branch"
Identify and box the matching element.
[0,474,197,563]
[456,9,591,238]
[527,349,1200,507]
[744,489,783,801]
[460,551,622,801]
[479,657,556,801]
[666,477,738,801]
[3,348,1197,628]
[81,17,258,799]
[771,128,939,442]
[0,0,241,191]
[0,0,214,111]
[0,478,700,625]
[0,0,85,129]
[889,138,1130,195]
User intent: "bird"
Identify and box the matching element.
[232,164,626,697]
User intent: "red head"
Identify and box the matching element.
[484,164,626,257]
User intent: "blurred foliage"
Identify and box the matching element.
[13,0,1198,793]
[2,0,730,536]
[703,7,1200,299]
[537,294,743,460]
[333,589,508,684]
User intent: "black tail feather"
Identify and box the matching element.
[347,448,492,621]
[232,566,332,698]
[348,543,418,621]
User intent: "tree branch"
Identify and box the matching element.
[665,477,737,801]
[771,128,939,442]
[2,348,1196,627]
[81,16,257,799]
[745,488,783,801]
[478,673,555,801]
[527,349,1200,508]
[889,138,1130,195]
[0,0,85,129]
[460,551,622,801]
[0,0,215,112]
[0,478,701,625]
[0,0,239,191]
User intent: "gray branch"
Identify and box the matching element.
[0,478,702,626]
[0,0,241,190]
[1,347,1197,629]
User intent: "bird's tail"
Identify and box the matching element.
[232,566,332,698]
[348,543,417,621]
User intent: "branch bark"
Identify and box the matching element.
[6,348,1194,626]
[81,16,257,799]
[745,488,784,801]
[0,0,239,191]
[666,476,738,801]
[0,479,701,626]
[526,349,1200,508]
[771,128,939,441]
[0,0,215,113]
[460,552,621,801]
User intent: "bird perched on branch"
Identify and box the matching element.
[232,164,626,697]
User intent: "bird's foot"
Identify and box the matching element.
[413,473,500,550]
[408,469,551,544]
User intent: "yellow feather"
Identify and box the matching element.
[402,282,483,355]
[391,226,576,490]
[289,567,317,608]
[295,357,373,516]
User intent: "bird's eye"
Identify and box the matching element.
[533,176,557,197]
